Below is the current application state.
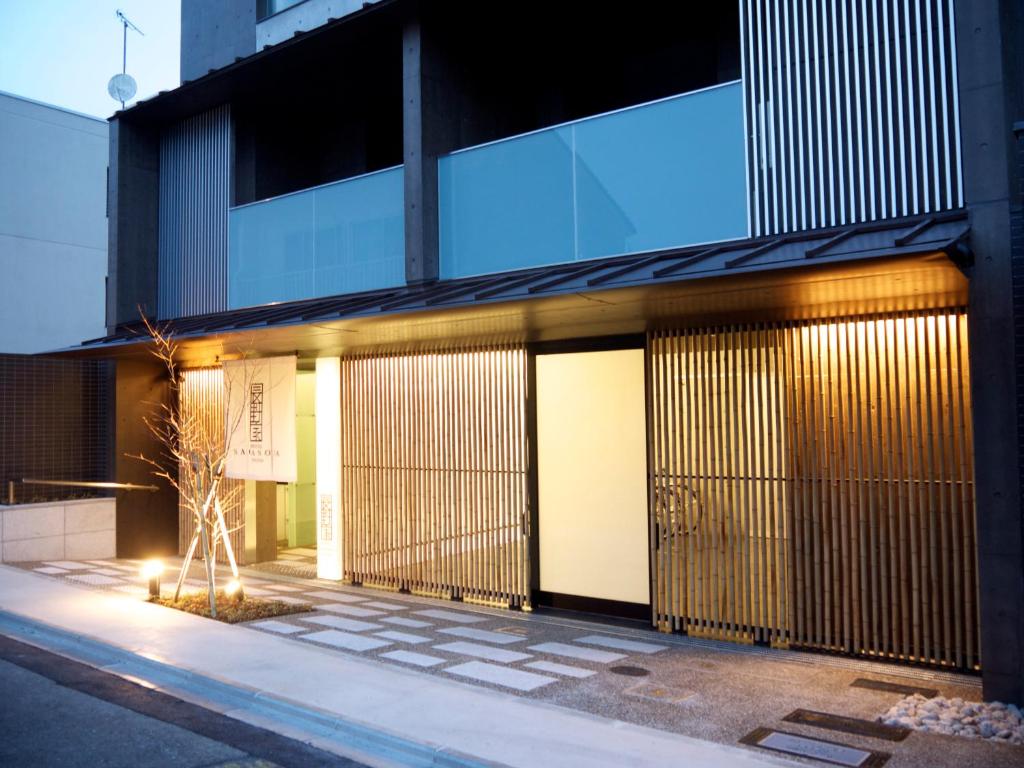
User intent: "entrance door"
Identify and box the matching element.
[536,348,649,615]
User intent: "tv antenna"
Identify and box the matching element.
[108,10,144,109]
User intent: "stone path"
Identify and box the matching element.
[14,558,1020,767]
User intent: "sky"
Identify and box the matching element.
[0,1,180,119]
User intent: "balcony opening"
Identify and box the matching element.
[428,3,740,153]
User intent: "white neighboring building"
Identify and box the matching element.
[0,91,107,352]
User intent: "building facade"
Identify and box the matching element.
[0,91,108,353]
[84,1,1024,703]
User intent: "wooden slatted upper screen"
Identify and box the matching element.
[648,310,978,670]
[178,367,246,563]
[339,343,530,608]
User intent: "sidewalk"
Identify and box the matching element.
[0,565,793,768]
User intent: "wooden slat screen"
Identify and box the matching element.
[340,343,530,608]
[178,367,246,563]
[648,310,978,669]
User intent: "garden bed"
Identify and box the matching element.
[150,590,312,623]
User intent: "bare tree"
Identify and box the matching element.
[130,314,248,617]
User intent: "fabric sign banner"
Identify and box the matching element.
[223,356,297,482]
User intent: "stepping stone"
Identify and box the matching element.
[524,660,596,678]
[305,590,367,603]
[239,587,275,596]
[527,642,625,664]
[438,626,525,645]
[574,634,668,654]
[66,574,122,586]
[433,642,531,664]
[90,568,124,577]
[414,609,486,624]
[261,583,304,592]
[251,620,306,635]
[319,604,385,618]
[446,661,556,691]
[375,630,431,645]
[86,560,117,566]
[33,567,68,575]
[43,561,90,570]
[362,601,406,611]
[302,630,392,652]
[380,616,433,629]
[302,615,383,632]
[268,596,310,606]
[380,650,446,668]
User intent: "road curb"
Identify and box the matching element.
[0,609,506,768]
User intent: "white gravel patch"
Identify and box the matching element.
[879,694,1024,745]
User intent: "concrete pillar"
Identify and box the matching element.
[955,0,1024,704]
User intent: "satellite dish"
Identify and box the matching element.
[108,73,137,105]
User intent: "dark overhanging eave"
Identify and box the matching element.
[65,211,970,359]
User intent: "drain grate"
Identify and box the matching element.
[494,626,528,636]
[783,709,911,742]
[851,678,939,698]
[609,665,650,677]
[624,682,695,705]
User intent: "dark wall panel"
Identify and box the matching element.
[0,355,112,505]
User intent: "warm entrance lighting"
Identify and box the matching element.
[225,579,243,601]
[141,559,164,597]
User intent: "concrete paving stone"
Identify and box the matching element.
[266,596,310,605]
[42,561,91,570]
[260,584,304,592]
[250,620,307,635]
[374,630,432,645]
[85,560,118,567]
[574,634,668,654]
[301,615,383,632]
[303,590,367,603]
[437,626,527,645]
[361,601,406,610]
[33,567,68,575]
[524,660,597,679]
[238,587,275,596]
[527,642,625,664]
[317,604,385,618]
[433,642,531,664]
[446,661,557,692]
[65,573,122,586]
[90,568,124,577]
[414,609,487,624]
[379,616,433,629]
[379,650,447,668]
[300,629,392,652]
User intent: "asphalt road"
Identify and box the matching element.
[0,634,366,768]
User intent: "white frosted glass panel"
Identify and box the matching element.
[229,167,403,309]
[537,349,649,605]
[439,82,747,279]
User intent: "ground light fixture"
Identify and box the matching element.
[225,579,243,602]
[141,559,164,598]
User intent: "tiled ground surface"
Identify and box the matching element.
[249,547,317,579]
[11,558,1020,768]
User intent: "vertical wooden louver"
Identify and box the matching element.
[178,367,246,563]
[648,310,978,670]
[339,343,530,608]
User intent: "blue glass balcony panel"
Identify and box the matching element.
[229,166,404,309]
[439,82,748,279]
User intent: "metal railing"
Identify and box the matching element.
[6,479,159,505]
